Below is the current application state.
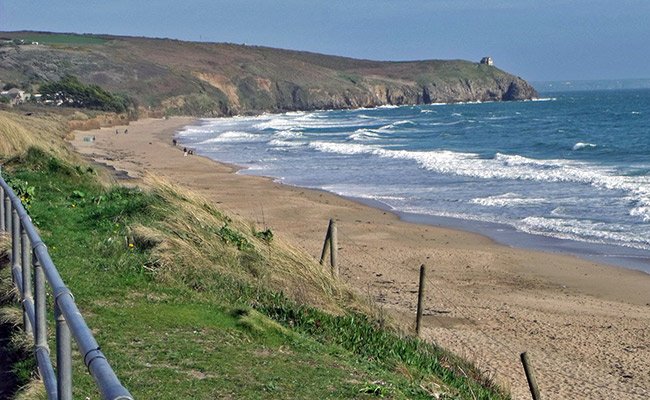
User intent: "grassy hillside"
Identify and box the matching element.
[1,31,537,117]
[0,111,510,399]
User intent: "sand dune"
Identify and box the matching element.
[72,117,649,399]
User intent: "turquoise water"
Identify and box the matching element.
[177,89,650,272]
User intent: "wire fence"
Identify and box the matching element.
[305,218,649,399]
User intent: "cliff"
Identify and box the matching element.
[0,32,538,116]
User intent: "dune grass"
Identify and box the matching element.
[0,111,509,399]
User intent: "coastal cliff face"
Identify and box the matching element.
[0,32,538,116]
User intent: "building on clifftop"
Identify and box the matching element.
[480,56,494,66]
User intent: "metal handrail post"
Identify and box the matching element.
[55,302,73,400]
[0,187,4,231]
[0,164,3,231]
[33,252,58,399]
[4,195,10,235]
[21,224,33,334]
[11,208,21,288]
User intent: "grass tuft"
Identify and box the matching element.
[0,112,510,399]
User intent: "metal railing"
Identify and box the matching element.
[0,166,133,400]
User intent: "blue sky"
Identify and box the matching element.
[1,0,648,82]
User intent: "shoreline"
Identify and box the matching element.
[210,153,650,275]
[71,117,650,399]
[232,166,650,274]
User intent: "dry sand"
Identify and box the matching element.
[72,118,649,399]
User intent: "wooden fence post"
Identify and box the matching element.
[415,264,426,336]
[329,219,338,276]
[319,219,339,276]
[319,219,332,265]
[520,352,542,400]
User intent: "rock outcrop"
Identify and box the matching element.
[0,32,538,116]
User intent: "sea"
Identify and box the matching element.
[176,87,650,273]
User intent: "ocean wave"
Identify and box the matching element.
[485,115,512,121]
[253,117,301,131]
[427,120,463,126]
[518,216,650,250]
[308,141,650,221]
[630,206,650,222]
[572,142,597,151]
[471,193,548,207]
[376,120,416,132]
[196,131,261,144]
[348,128,381,141]
[309,141,376,155]
[268,139,304,148]
[273,129,303,138]
[176,127,215,137]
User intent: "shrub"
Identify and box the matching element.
[39,75,135,113]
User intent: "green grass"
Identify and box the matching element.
[2,148,509,399]
[10,32,107,45]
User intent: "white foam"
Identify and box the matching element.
[471,193,547,207]
[630,206,650,222]
[572,142,597,151]
[195,131,261,144]
[376,120,416,132]
[518,216,650,250]
[348,128,380,141]
[307,142,650,223]
[253,117,300,131]
[309,141,376,155]
[273,129,303,138]
[268,139,304,148]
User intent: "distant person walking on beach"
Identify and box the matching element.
[183,147,188,156]
[124,129,128,134]
[172,138,177,146]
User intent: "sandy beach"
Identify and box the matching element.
[72,118,649,399]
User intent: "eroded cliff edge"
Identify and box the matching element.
[1,32,538,116]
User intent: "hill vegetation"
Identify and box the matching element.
[0,31,537,117]
[0,31,534,398]
[38,74,135,114]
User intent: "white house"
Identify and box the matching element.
[0,88,28,105]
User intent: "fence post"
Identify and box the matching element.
[34,253,47,348]
[56,301,73,400]
[21,224,33,334]
[520,352,542,400]
[329,219,338,276]
[0,164,4,231]
[4,195,11,235]
[319,219,332,265]
[34,252,58,398]
[415,264,426,336]
[11,209,23,305]
[0,190,4,232]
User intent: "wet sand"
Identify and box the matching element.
[72,117,649,399]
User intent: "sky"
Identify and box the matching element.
[1,0,649,82]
